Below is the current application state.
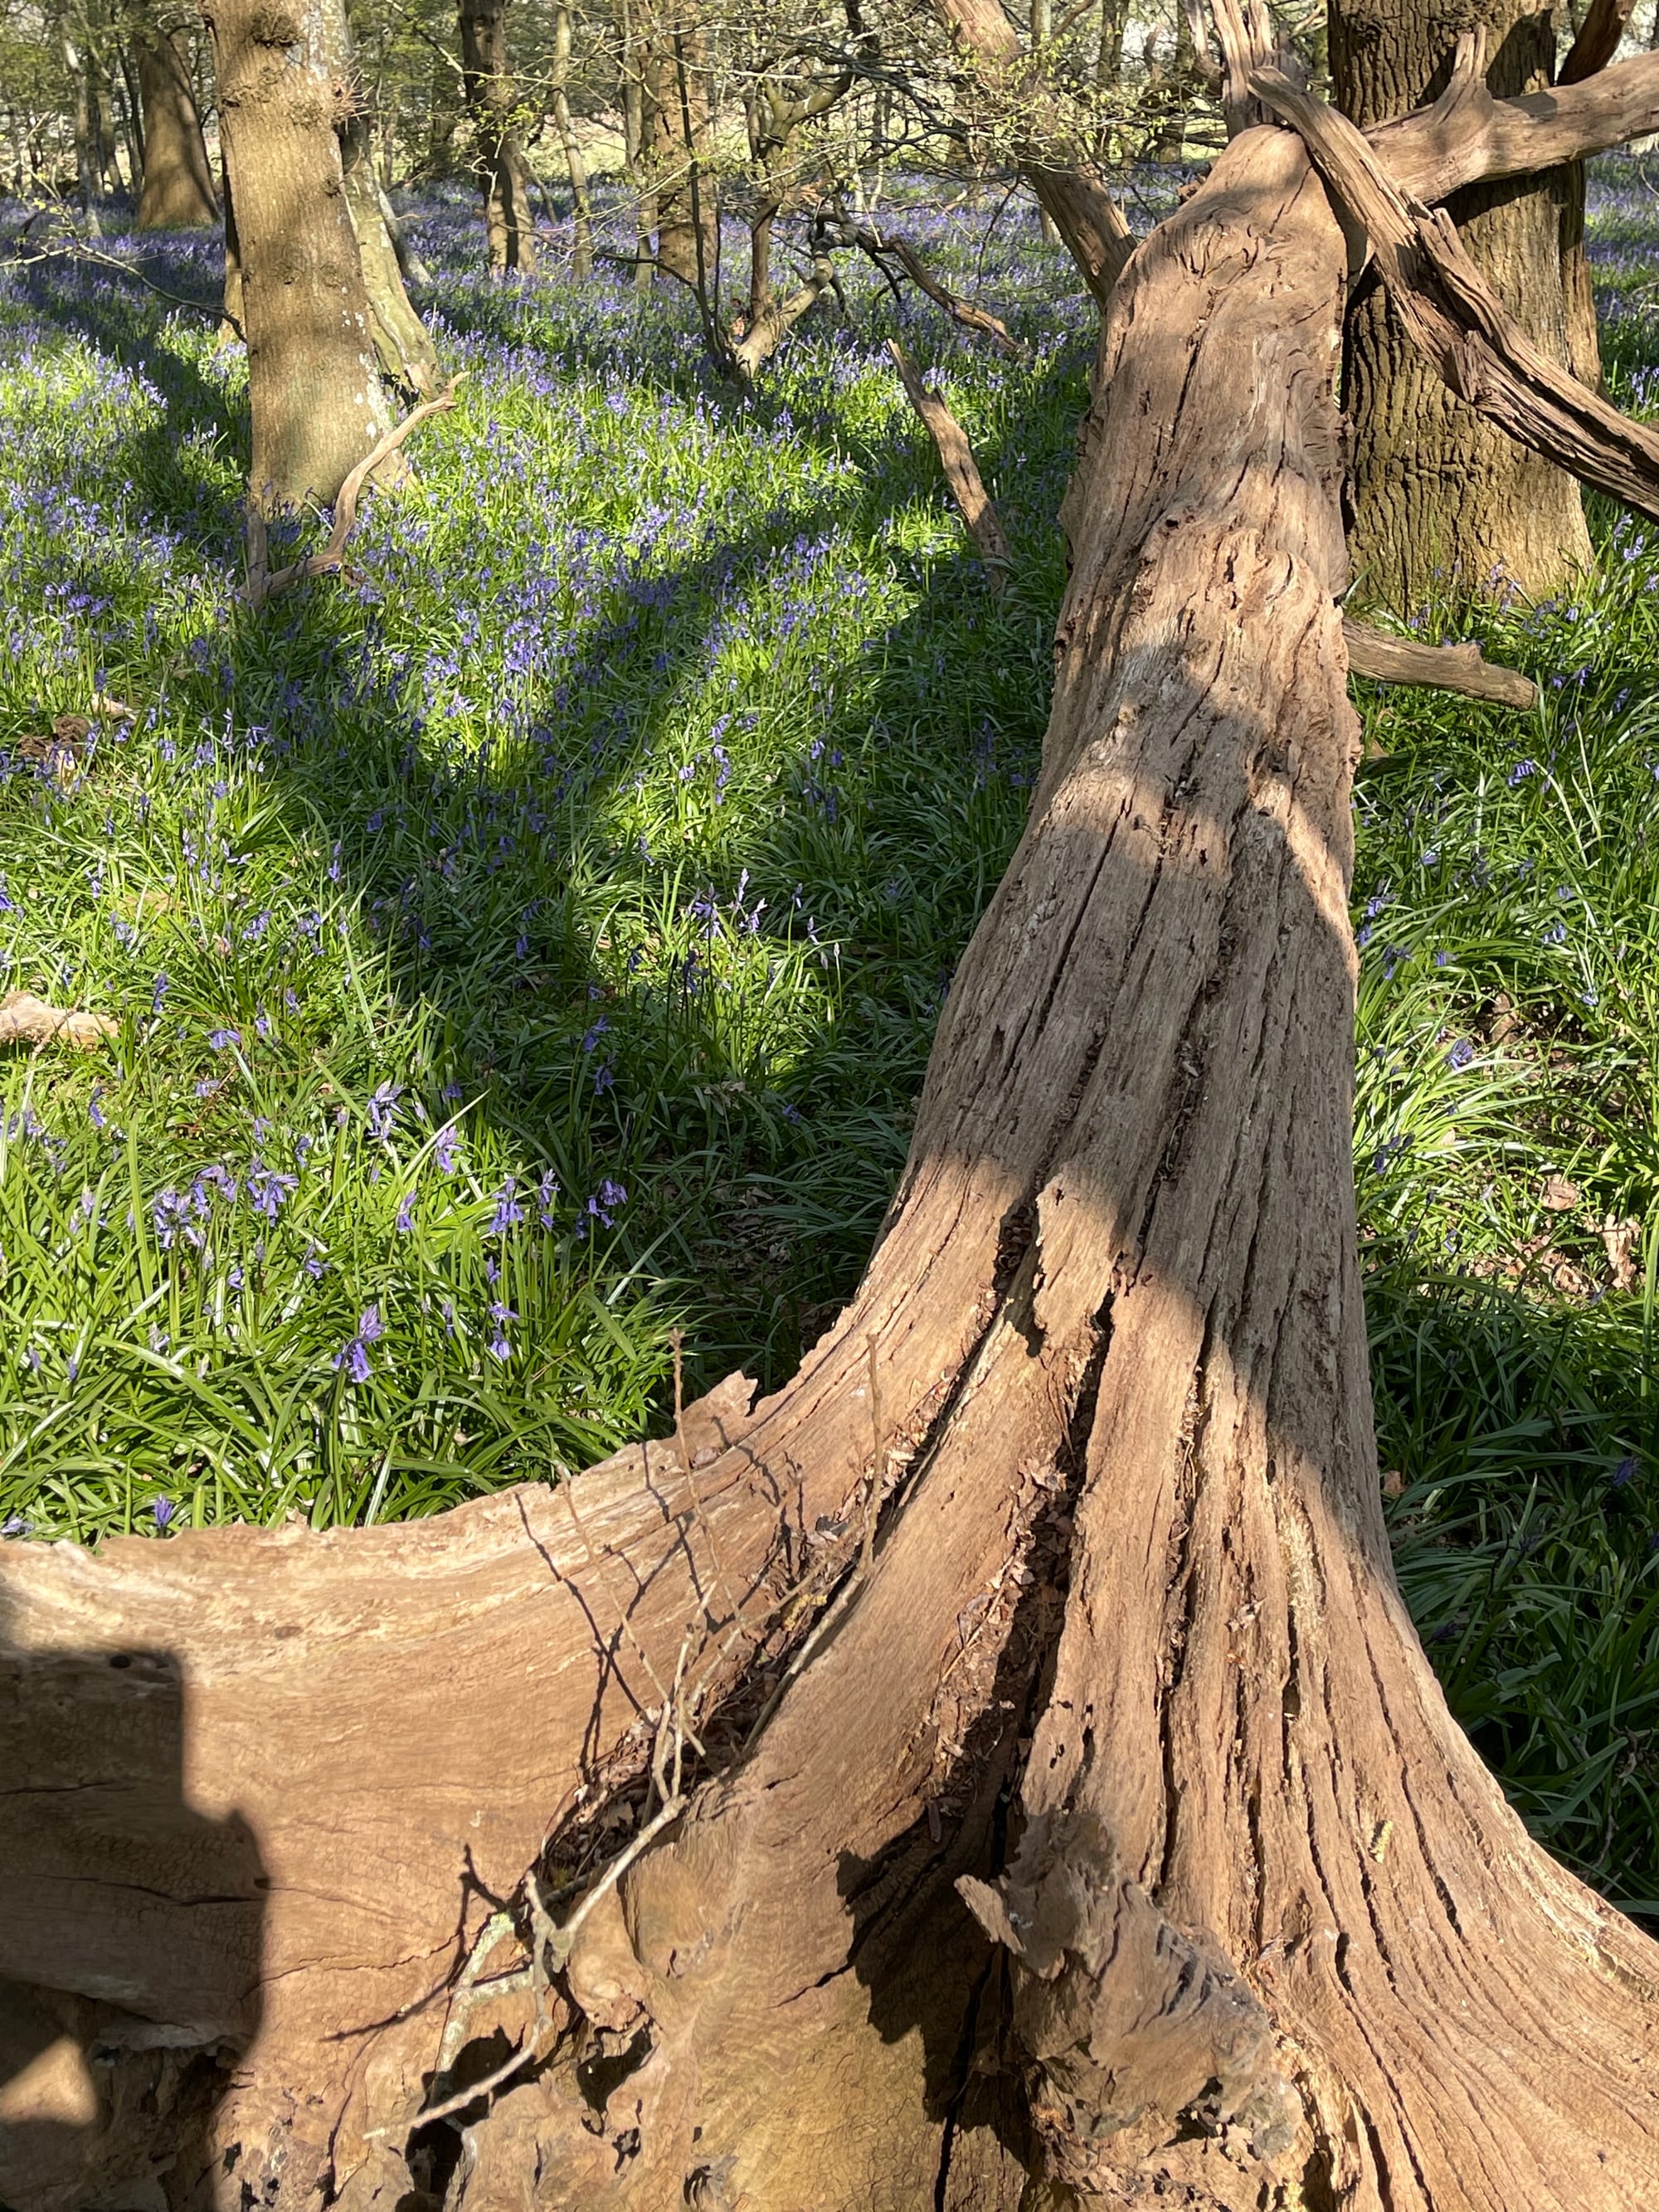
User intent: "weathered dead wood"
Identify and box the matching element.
[888,339,1011,587]
[1371,42,1659,207]
[9,71,1659,2212]
[0,992,117,1049]
[1341,619,1538,707]
[244,385,461,607]
[1258,70,1659,525]
[854,222,1024,357]
[732,250,836,378]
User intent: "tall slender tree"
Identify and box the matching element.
[457,0,535,273]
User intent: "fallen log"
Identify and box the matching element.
[8,36,1659,2212]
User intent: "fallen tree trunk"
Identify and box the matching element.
[6,67,1659,2212]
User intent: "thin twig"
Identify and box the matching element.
[7,236,242,342]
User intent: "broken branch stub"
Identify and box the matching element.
[1340,619,1538,708]
[1256,70,1659,526]
[1369,45,1659,207]
[0,991,117,1051]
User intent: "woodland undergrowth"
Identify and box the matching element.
[1,160,1657,1916]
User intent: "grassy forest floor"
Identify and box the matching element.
[2,162,1658,1918]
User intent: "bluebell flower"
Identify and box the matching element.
[583,1179,626,1230]
[153,1495,175,1531]
[1447,1040,1475,1070]
[367,1082,403,1140]
[246,1164,297,1221]
[1614,1455,1638,1488]
[488,1178,524,1235]
[207,1028,241,1052]
[397,1192,416,1233]
[333,1304,383,1383]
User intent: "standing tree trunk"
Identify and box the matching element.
[62,32,103,235]
[311,0,438,391]
[617,0,655,292]
[643,0,717,292]
[458,0,535,275]
[551,1,593,277]
[1331,0,1595,606]
[134,28,218,229]
[201,0,396,510]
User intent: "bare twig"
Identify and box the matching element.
[7,235,243,343]
[888,338,1011,587]
[243,382,465,610]
[538,1790,687,1976]
[1341,620,1537,709]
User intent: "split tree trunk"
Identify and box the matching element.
[202,0,396,509]
[1331,0,1595,605]
[134,28,218,228]
[457,0,535,275]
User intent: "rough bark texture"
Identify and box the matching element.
[552,2,593,277]
[458,0,535,275]
[7,116,1659,2212]
[202,0,395,509]
[1331,0,1594,608]
[134,29,219,229]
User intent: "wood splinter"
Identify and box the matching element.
[1341,618,1538,707]
[888,338,1012,591]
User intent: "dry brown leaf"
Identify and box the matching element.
[1380,1469,1404,1499]
[0,991,118,1051]
[1603,1214,1642,1292]
[1540,1174,1580,1213]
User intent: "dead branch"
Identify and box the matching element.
[243,383,464,608]
[1256,70,1659,525]
[732,255,836,378]
[1561,0,1639,86]
[927,0,1133,306]
[1372,41,1659,206]
[0,991,117,1050]
[6,236,244,343]
[1341,619,1538,708]
[888,339,1011,588]
[1209,0,1292,135]
[852,222,1024,357]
